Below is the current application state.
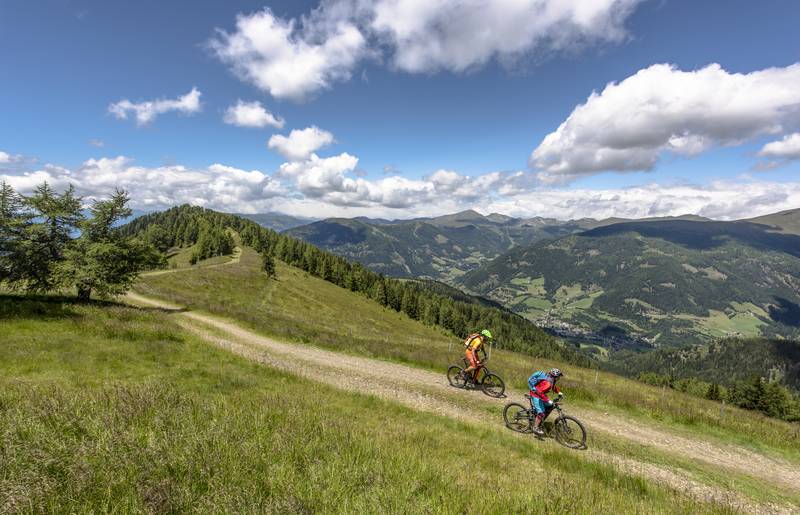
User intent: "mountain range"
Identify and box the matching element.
[276,208,800,346]
[284,210,712,282]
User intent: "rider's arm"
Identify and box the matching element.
[535,380,552,403]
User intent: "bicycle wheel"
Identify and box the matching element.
[553,415,587,449]
[447,365,467,388]
[503,403,533,433]
[481,373,505,398]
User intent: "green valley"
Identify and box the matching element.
[458,219,800,347]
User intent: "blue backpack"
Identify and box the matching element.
[528,370,551,391]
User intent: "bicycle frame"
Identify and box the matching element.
[524,400,563,424]
[460,358,491,381]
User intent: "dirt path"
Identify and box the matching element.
[125,291,799,513]
[141,247,242,277]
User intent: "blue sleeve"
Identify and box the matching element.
[527,374,537,391]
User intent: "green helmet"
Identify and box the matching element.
[480,329,493,339]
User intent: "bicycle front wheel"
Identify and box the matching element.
[553,415,587,449]
[481,373,505,398]
[503,403,532,433]
[447,365,467,388]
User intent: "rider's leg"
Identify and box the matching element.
[463,350,478,381]
[531,397,546,434]
[462,365,475,380]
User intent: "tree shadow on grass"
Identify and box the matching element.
[0,293,187,320]
[0,294,88,320]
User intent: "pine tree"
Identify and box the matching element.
[145,225,172,253]
[262,250,276,279]
[57,189,158,301]
[0,181,28,284]
[705,383,722,401]
[12,183,83,292]
[401,289,418,319]
[372,279,388,306]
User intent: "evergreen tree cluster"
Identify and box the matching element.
[129,208,235,264]
[637,371,800,422]
[120,205,591,367]
[610,337,800,392]
[0,182,161,300]
[190,226,235,265]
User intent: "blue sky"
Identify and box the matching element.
[1,0,799,219]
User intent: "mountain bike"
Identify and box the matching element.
[503,396,587,449]
[447,357,505,398]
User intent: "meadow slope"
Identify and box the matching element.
[129,247,800,512]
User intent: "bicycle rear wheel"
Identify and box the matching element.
[481,373,505,398]
[553,415,587,449]
[503,402,532,433]
[447,365,467,388]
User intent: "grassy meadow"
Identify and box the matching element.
[0,295,729,513]
[134,248,800,461]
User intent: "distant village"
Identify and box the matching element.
[534,317,656,350]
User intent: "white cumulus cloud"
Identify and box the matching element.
[4,153,798,222]
[530,63,800,183]
[108,87,202,126]
[210,1,644,99]
[486,181,800,221]
[0,150,19,164]
[223,99,285,128]
[1,164,73,192]
[0,151,23,164]
[268,126,335,161]
[209,9,366,101]
[275,153,507,209]
[758,133,800,161]
[371,0,643,73]
[0,156,284,213]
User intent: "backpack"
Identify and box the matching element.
[528,370,551,391]
[463,333,481,348]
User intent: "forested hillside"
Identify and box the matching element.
[459,219,800,346]
[120,205,591,366]
[610,337,800,390]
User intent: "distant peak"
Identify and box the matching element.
[427,209,487,226]
[452,209,484,218]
